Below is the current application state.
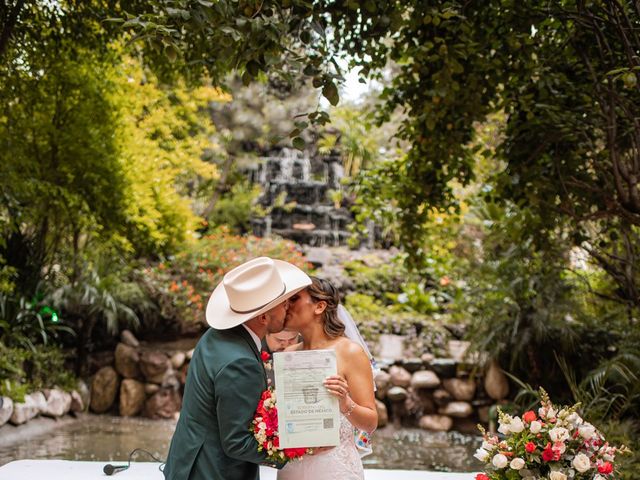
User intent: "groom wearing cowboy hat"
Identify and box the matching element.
[163,257,311,480]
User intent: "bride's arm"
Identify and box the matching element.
[324,342,378,433]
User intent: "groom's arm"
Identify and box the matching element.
[216,356,286,468]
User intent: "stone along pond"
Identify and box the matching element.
[0,414,482,472]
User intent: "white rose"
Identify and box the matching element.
[481,440,494,450]
[566,412,583,426]
[572,453,591,473]
[549,472,567,480]
[579,423,596,440]
[510,417,525,433]
[594,475,606,480]
[492,453,509,469]
[510,457,525,470]
[498,422,511,435]
[549,427,569,442]
[474,448,490,462]
[529,420,542,434]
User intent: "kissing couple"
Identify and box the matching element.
[163,257,378,480]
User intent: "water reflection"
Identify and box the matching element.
[0,415,482,472]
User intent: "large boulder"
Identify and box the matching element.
[484,360,509,400]
[443,378,476,401]
[90,366,120,413]
[10,393,42,425]
[145,383,161,395]
[41,389,72,417]
[374,370,391,400]
[402,358,424,373]
[143,388,182,419]
[411,370,441,389]
[120,329,140,348]
[0,396,14,426]
[438,401,473,418]
[375,399,388,428]
[114,343,141,379]
[70,390,85,413]
[433,388,452,406]
[140,351,171,384]
[419,414,453,432]
[119,379,146,417]
[389,365,412,388]
[170,352,186,370]
[386,386,408,402]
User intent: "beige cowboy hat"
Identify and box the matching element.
[206,257,311,329]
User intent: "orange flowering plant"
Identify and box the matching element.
[474,389,630,480]
[142,227,310,325]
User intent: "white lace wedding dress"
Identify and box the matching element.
[277,415,364,480]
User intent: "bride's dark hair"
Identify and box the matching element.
[307,276,344,338]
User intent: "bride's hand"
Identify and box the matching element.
[323,375,351,411]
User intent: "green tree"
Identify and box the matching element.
[122,1,640,313]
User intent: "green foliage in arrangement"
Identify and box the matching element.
[140,228,309,326]
[0,343,77,403]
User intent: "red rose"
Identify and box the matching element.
[525,442,536,453]
[475,475,490,480]
[542,443,558,462]
[284,448,307,459]
[598,462,614,474]
[522,410,537,423]
[261,350,271,362]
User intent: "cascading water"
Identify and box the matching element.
[250,148,352,246]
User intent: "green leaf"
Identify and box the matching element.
[322,81,340,106]
[292,137,305,150]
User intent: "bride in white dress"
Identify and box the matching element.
[277,277,378,480]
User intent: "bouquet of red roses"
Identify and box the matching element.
[251,352,311,463]
[474,389,630,480]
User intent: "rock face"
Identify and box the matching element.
[144,388,182,419]
[120,379,146,417]
[90,366,120,413]
[10,393,41,425]
[0,397,14,426]
[389,365,412,388]
[419,414,453,432]
[41,389,72,417]
[411,370,441,389]
[484,359,509,400]
[443,378,476,401]
[114,343,141,379]
[140,351,171,384]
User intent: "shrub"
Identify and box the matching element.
[0,343,77,402]
[141,227,310,326]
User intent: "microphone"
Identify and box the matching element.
[103,464,129,475]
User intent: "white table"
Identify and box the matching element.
[0,460,476,479]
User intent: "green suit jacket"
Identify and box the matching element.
[164,326,278,480]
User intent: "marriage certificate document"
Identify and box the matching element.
[273,349,340,448]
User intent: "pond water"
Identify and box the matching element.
[0,415,482,472]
